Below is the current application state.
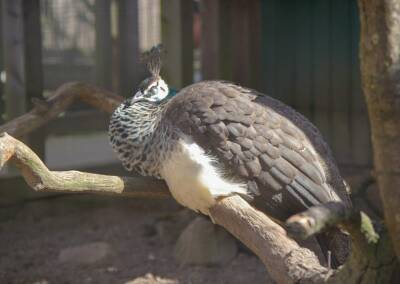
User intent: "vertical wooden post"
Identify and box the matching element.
[0,1,4,125]
[2,0,26,120]
[201,0,261,89]
[261,0,277,95]
[22,0,45,159]
[117,0,141,97]
[95,0,112,90]
[2,0,45,158]
[231,0,251,87]
[161,0,193,89]
[247,0,262,90]
[200,0,232,81]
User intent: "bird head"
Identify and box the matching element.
[130,44,171,104]
[131,76,170,104]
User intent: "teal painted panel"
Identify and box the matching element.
[312,0,332,145]
[261,0,371,167]
[261,0,277,96]
[331,0,352,164]
[294,0,313,120]
[274,0,296,106]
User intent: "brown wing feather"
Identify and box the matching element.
[164,81,350,220]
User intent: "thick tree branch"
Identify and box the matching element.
[0,132,330,283]
[358,0,400,259]
[0,82,123,138]
[210,196,331,283]
[0,133,169,197]
[4,80,395,282]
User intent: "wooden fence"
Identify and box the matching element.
[0,0,371,197]
[200,0,371,169]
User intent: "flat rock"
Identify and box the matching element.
[174,216,238,266]
[151,209,196,245]
[58,242,111,264]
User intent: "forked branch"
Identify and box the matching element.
[0,82,123,138]
[0,132,330,283]
[1,81,375,283]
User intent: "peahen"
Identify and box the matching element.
[108,46,351,267]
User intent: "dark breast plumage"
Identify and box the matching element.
[163,81,351,220]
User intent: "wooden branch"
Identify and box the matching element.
[358,0,400,259]
[285,202,351,240]
[0,133,169,197]
[1,132,332,283]
[0,82,123,138]
[0,81,348,282]
[210,196,331,283]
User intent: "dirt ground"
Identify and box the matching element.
[0,195,270,284]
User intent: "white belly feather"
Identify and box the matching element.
[160,139,248,215]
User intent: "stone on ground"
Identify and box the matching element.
[58,241,111,264]
[174,216,238,266]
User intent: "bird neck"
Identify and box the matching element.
[126,100,166,138]
[109,88,180,177]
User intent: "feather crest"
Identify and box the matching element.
[141,44,164,77]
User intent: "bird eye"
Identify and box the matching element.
[147,86,157,95]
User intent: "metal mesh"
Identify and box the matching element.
[41,0,95,64]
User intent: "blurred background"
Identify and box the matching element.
[0,0,370,283]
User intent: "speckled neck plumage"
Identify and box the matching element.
[109,99,174,178]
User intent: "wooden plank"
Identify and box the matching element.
[312,0,332,146]
[228,0,261,89]
[274,0,296,106]
[217,0,233,81]
[118,0,142,96]
[247,0,262,90]
[161,0,193,89]
[2,0,26,120]
[294,0,313,120]
[231,0,250,87]
[330,0,352,165]
[350,0,372,167]
[22,0,45,159]
[95,0,112,90]
[261,0,277,95]
[200,0,220,80]
[0,1,4,125]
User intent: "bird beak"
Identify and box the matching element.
[131,91,144,104]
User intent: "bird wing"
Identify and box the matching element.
[163,81,350,220]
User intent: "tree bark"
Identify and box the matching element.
[210,196,331,283]
[0,133,168,197]
[1,79,400,282]
[358,0,400,259]
[0,132,330,284]
[0,82,123,138]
